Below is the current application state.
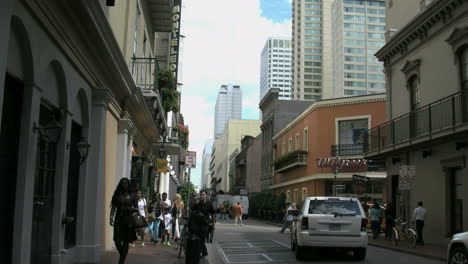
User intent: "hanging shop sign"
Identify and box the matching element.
[316,157,368,168]
[169,0,182,85]
[155,158,168,173]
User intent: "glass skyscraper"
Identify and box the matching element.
[214,84,242,139]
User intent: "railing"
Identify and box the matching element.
[331,143,364,156]
[131,57,160,91]
[364,89,468,153]
[273,151,308,174]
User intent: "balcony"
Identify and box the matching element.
[364,89,468,156]
[331,143,364,157]
[131,57,161,93]
[273,150,308,174]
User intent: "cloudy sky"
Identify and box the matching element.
[179,0,292,186]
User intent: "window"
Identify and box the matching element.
[345,72,366,79]
[294,189,299,204]
[368,25,385,31]
[345,39,365,46]
[305,29,321,34]
[304,75,321,80]
[367,8,385,15]
[345,64,365,71]
[304,68,322,73]
[304,81,321,86]
[344,15,365,22]
[344,31,365,38]
[305,23,321,28]
[345,56,365,62]
[368,65,383,72]
[308,200,361,215]
[303,128,309,151]
[367,1,385,6]
[461,48,468,89]
[295,134,300,150]
[345,81,366,87]
[368,82,385,89]
[368,33,384,39]
[282,141,286,155]
[409,76,420,110]
[344,7,365,13]
[287,190,291,202]
[305,16,321,21]
[304,61,322,66]
[302,188,308,201]
[368,16,385,23]
[305,35,321,41]
[288,138,292,152]
[344,47,364,54]
[305,10,321,15]
[305,48,322,54]
[344,23,365,30]
[338,118,368,145]
[368,41,385,47]
[305,4,321,9]
[305,55,322,61]
[368,74,385,80]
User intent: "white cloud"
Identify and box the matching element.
[179,0,291,185]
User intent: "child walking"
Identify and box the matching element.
[162,207,173,246]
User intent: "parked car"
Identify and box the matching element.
[291,197,368,261]
[447,231,468,264]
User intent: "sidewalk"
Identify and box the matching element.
[252,217,447,261]
[100,239,184,264]
[368,236,447,261]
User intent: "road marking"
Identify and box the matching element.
[216,242,232,263]
[271,240,290,248]
[246,243,254,248]
[262,254,273,261]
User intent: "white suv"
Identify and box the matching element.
[291,197,368,260]
[447,232,468,264]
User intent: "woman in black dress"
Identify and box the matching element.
[110,178,138,264]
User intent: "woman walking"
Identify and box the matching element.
[172,193,184,242]
[148,192,164,244]
[132,190,148,247]
[110,178,138,264]
[369,203,382,239]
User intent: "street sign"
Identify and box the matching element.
[354,183,366,195]
[185,151,196,168]
[352,174,370,184]
[333,184,346,190]
[155,158,168,173]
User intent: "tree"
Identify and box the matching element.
[179,181,196,205]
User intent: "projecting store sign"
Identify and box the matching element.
[185,151,196,168]
[170,0,182,84]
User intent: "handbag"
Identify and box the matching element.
[128,213,147,228]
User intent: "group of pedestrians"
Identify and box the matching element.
[109,178,187,264]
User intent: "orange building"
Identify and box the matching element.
[271,94,386,205]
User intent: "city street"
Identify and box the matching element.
[205,218,445,264]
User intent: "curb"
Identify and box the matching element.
[368,241,446,262]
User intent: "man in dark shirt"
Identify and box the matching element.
[198,190,215,257]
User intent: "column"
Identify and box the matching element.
[50,110,73,264]
[116,118,134,181]
[12,82,41,264]
[76,89,111,263]
[0,0,14,132]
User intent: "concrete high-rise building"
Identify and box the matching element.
[332,0,386,97]
[214,84,242,139]
[201,139,215,189]
[260,37,293,101]
[292,0,386,100]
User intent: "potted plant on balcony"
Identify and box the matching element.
[172,124,189,149]
[158,69,179,112]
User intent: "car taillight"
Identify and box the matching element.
[361,218,368,232]
[301,217,309,230]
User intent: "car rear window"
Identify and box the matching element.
[308,199,360,216]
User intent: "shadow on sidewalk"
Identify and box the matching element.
[368,236,447,261]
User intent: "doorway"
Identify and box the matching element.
[448,168,463,235]
[1,74,23,264]
[31,102,60,264]
[64,122,82,248]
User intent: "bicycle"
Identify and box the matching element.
[177,217,189,258]
[391,217,417,248]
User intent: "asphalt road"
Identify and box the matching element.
[204,217,445,264]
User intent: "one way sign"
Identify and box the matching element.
[352,174,369,184]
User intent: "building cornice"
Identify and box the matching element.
[273,94,386,141]
[23,0,160,144]
[376,0,465,62]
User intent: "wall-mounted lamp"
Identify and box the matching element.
[422,150,432,158]
[77,137,91,165]
[391,157,401,164]
[456,142,466,151]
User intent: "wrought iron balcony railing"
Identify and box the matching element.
[131,57,160,91]
[331,143,364,157]
[364,89,468,154]
[273,150,308,174]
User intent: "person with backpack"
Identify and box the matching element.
[147,192,164,244]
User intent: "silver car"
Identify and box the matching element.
[291,197,368,261]
[448,231,468,264]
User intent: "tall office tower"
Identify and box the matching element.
[201,139,215,189]
[214,84,242,139]
[292,0,386,100]
[332,0,386,97]
[260,37,293,101]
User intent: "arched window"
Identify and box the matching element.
[460,47,468,89]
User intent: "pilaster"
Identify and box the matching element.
[76,88,111,263]
[0,0,14,132]
[12,82,41,264]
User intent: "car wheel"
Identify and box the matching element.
[449,247,468,264]
[353,248,366,260]
[290,231,296,251]
[296,245,306,260]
